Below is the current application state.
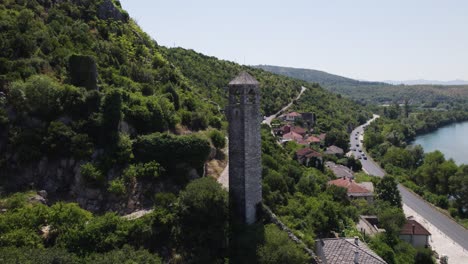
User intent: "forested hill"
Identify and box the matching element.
[161,48,306,116]
[254,64,386,88]
[0,1,396,263]
[0,0,228,210]
[256,65,468,106]
[0,0,368,212]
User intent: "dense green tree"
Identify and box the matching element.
[449,165,468,216]
[134,132,211,169]
[174,177,228,263]
[209,129,226,150]
[414,248,435,264]
[377,204,406,240]
[42,121,76,156]
[382,147,414,169]
[102,89,122,137]
[257,224,309,264]
[376,176,402,208]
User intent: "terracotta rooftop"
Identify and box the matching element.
[316,238,387,264]
[229,71,259,85]
[291,126,307,135]
[400,219,431,236]
[318,133,327,141]
[306,136,321,143]
[282,131,303,141]
[296,148,322,158]
[284,111,302,117]
[328,178,373,195]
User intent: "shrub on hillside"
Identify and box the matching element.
[134,133,211,169]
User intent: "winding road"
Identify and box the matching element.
[351,115,468,257]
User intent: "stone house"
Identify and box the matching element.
[325,145,345,156]
[325,161,354,179]
[280,111,302,121]
[282,131,303,143]
[316,237,387,264]
[328,178,374,203]
[306,135,322,144]
[399,218,431,248]
[295,148,323,168]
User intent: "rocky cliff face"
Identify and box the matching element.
[0,153,187,214]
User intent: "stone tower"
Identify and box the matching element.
[227,72,262,224]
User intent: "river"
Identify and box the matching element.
[412,121,468,165]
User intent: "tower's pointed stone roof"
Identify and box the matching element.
[229,71,259,85]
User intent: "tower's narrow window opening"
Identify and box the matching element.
[234,90,241,104]
[247,89,256,104]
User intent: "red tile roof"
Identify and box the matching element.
[296,148,322,158]
[328,178,372,194]
[306,136,321,143]
[318,133,327,141]
[281,125,291,133]
[285,111,301,117]
[291,126,307,135]
[400,219,431,236]
[296,139,311,146]
[282,131,303,141]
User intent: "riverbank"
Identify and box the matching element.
[411,120,468,165]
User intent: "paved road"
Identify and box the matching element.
[399,186,468,250]
[349,115,385,177]
[352,115,468,251]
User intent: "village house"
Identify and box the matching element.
[399,218,431,248]
[295,148,323,168]
[325,145,345,156]
[306,135,321,144]
[301,112,316,128]
[328,177,374,203]
[316,237,387,264]
[277,124,307,136]
[281,131,303,143]
[280,111,302,122]
[318,133,327,141]
[325,161,354,179]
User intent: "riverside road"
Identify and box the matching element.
[351,115,468,251]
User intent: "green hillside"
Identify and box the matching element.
[0,1,402,263]
[256,65,468,105]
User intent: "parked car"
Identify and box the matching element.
[358,149,362,152]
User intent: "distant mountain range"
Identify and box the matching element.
[383,79,468,86]
[254,65,468,105]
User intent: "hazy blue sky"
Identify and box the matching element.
[120,0,468,81]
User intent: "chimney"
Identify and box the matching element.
[354,236,359,246]
[354,250,359,264]
[412,224,416,234]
